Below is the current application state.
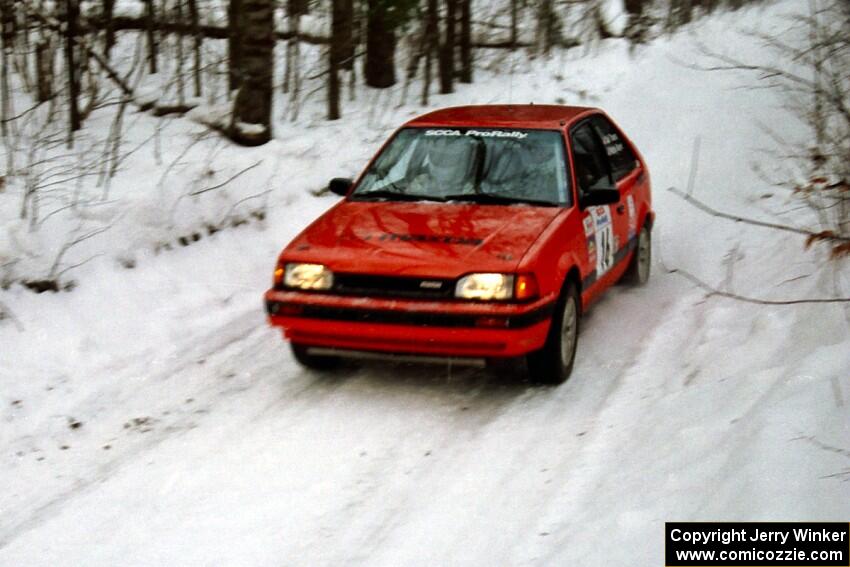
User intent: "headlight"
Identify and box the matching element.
[284,263,333,290]
[455,273,514,300]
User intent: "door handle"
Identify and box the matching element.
[616,204,625,214]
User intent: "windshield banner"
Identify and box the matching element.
[424,129,529,139]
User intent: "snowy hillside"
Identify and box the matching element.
[1,1,848,565]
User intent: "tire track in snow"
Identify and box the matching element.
[273,275,681,566]
[0,310,276,549]
[2,267,683,564]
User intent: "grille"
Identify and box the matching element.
[332,274,455,299]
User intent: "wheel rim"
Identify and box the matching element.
[637,229,651,283]
[560,296,578,366]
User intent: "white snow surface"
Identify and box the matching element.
[1,1,849,565]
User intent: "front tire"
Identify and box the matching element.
[526,282,580,385]
[290,343,340,370]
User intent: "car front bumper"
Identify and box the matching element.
[264,289,556,358]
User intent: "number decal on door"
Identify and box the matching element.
[590,206,614,276]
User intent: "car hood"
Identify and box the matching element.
[285,200,561,277]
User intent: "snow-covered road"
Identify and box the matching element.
[3,262,847,566]
[2,271,677,565]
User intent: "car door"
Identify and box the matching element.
[589,115,642,257]
[569,120,628,299]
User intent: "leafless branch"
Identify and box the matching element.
[48,225,111,279]
[666,265,850,304]
[667,186,850,243]
[189,160,263,196]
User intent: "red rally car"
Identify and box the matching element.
[265,105,654,384]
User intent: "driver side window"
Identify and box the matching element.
[570,122,613,199]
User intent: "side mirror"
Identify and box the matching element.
[579,188,619,209]
[328,178,353,197]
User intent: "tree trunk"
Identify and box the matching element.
[623,0,646,43]
[228,0,243,91]
[1,0,13,139]
[329,0,349,120]
[439,0,456,94]
[229,0,274,146]
[364,0,396,88]
[593,2,614,39]
[188,0,202,97]
[459,0,472,83]
[422,0,439,105]
[103,0,116,57]
[288,0,309,15]
[65,0,82,143]
[536,0,554,55]
[510,0,518,49]
[35,36,54,103]
[283,0,307,95]
[175,0,186,105]
[339,0,354,71]
[143,0,157,73]
[328,48,340,120]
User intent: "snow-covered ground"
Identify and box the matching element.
[1,1,848,565]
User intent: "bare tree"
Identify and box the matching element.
[1,0,14,141]
[623,0,649,45]
[697,0,849,257]
[535,0,557,55]
[64,0,82,144]
[329,0,354,119]
[422,0,439,105]
[510,0,519,49]
[439,0,456,93]
[35,32,55,103]
[459,0,472,83]
[102,0,116,57]
[365,0,398,88]
[143,0,158,73]
[228,0,274,145]
[227,0,242,91]
[187,0,202,97]
[174,0,186,105]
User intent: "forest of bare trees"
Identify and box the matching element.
[0,0,764,148]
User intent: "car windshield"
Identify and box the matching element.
[351,127,570,206]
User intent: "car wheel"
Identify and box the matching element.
[526,282,580,385]
[624,225,651,285]
[290,343,340,370]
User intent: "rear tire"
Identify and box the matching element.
[290,343,340,370]
[526,282,580,385]
[624,225,651,285]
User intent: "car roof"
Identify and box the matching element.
[404,104,598,129]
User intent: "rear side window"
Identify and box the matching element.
[570,122,613,197]
[590,115,638,181]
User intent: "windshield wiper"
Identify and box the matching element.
[352,189,444,203]
[441,192,559,207]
